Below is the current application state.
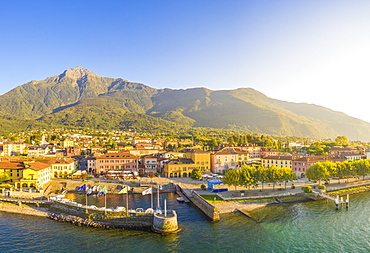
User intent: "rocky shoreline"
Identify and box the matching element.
[48,213,109,228]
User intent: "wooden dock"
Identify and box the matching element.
[313,190,349,209]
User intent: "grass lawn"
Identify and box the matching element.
[200,194,272,204]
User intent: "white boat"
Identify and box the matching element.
[177,197,185,202]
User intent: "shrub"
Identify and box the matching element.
[291,185,296,189]
[201,184,206,190]
[302,186,312,193]
[318,184,326,190]
[86,176,93,180]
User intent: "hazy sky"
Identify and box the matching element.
[1,1,370,122]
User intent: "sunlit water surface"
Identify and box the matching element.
[1,192,370,252]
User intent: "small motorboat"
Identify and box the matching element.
[177,197,185,202]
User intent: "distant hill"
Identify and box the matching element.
[1,67,370,140]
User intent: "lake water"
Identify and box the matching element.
[1,191,370,252]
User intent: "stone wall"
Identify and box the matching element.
[190,191,220,221]
[51,201,155,230]
[153,211,179,233]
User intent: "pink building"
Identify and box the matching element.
[95,152,138,175]
[292,155,345,178]
[211,151,237,174]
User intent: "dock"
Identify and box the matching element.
[175,185,190,203]
[313,190,349,209]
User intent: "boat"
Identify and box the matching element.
[177,197,185,202]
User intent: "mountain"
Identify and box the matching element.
[1,66,370,141]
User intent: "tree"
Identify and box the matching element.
[335,135,350,146]
[0,172,10,182]
[256,166,269,191]
[353,160,370,180]
[240,165,258,191]
[321,161,336,183]
[190,167,202,184]
[223,169,241,190]
[281,167,296,189]
[306,163,324,183]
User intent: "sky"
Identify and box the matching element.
[1,0,370,122]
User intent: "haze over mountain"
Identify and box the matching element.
[1,67,370,141]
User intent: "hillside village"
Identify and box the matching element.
[0,128,369,192]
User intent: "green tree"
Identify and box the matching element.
[223,169,241,190]
[281,167,297,189]
[353,160,370,180]
[190,167,202,184]
[0,172,10,182]
[240,165,258,191]
[306,163,324,183]
[335,135,350,146]
[256,166,269,191]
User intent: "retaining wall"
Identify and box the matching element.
[189,191,220,221]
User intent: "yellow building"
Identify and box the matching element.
[261,156,293,168]
[182,149,211,172]
[37,158,76,178]
[19,161,52,190]
[163,158,195,178]
[0,159,52,190]
[0,160,24,183]
[162,149,211,178]
[61,139,75,148]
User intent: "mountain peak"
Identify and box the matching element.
[61,67,97,79]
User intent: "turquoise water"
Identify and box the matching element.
[1,192,370,252]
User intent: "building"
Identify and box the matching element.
[20,161,52,190]
[0,160,24,183]
[132,138,152,146]
[328,146,359,155]
[162,158,195,178]
[27,146,49,157]
[3,142,27,156]
[142,155,159,174]
[95,152,138,175]
[87,156,97,173]
[65,146,81,156]
[181,149,211,172]
[61,139,75,148]
[261,156,293,169]
[260,148,278,158]
[37,158,77,178]
[211,151,237,174]
[0,160,52,190]
[292,155,345,178]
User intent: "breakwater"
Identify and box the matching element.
[51,200,179,232]
[49,213,108,228]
